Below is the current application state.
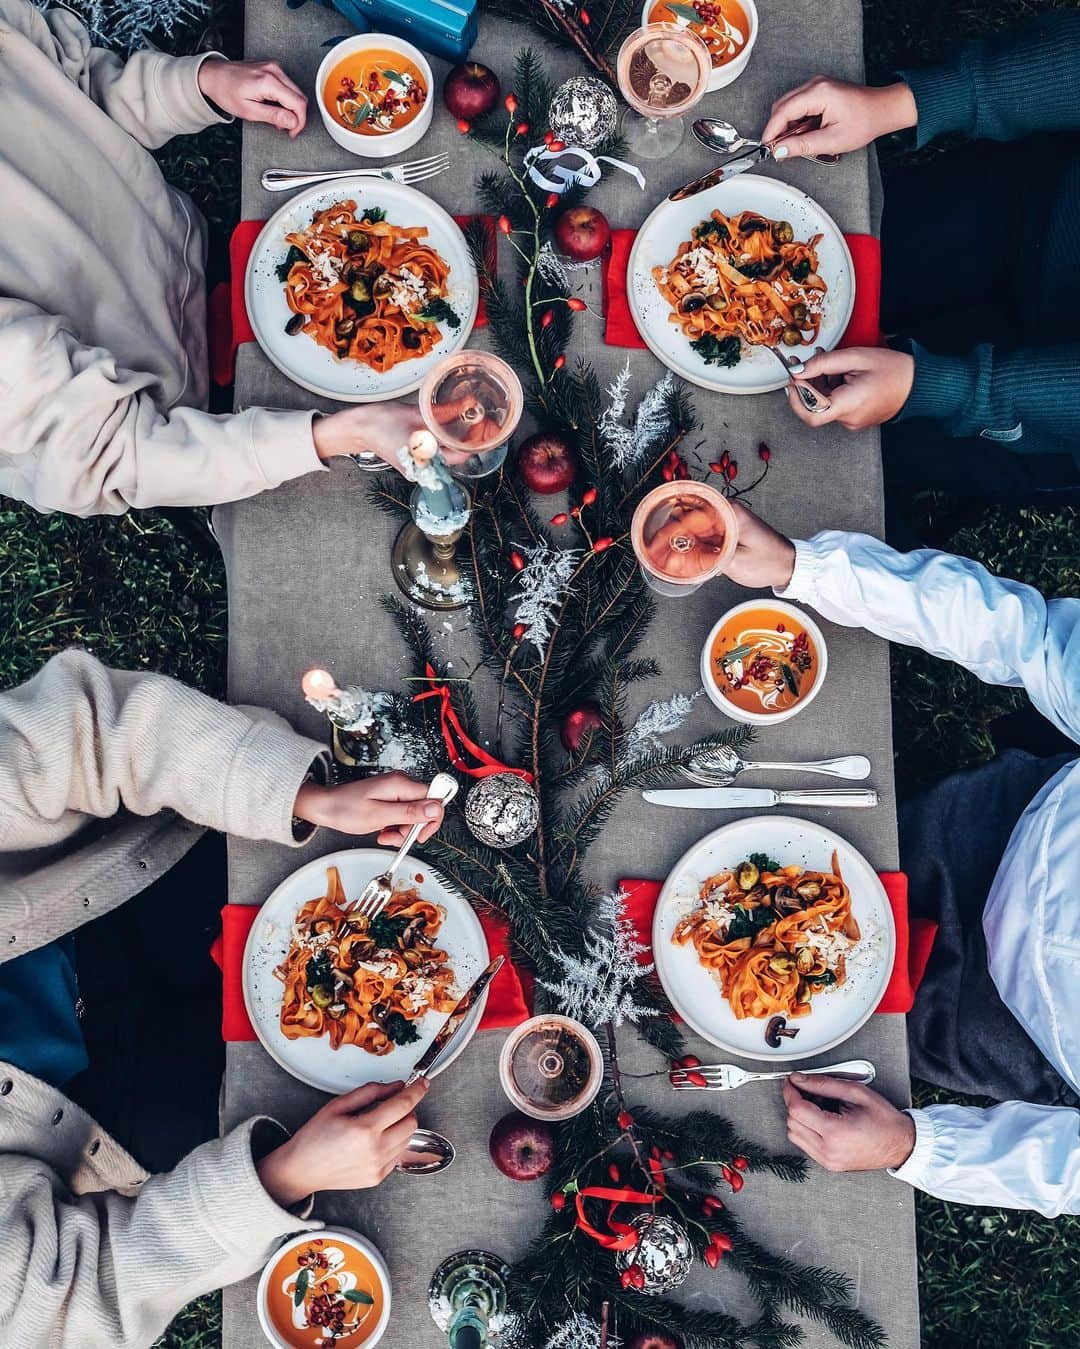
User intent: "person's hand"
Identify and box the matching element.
[722,500,797,590]
[257,1080,428,1207]
[785,348,914,431]
[761,76,917,159]
[197,59,307,138]
[313,402,475,468]
[782,1074,916,1172]
[294,771,446,846]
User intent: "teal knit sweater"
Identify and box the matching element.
[895,13,1080,463]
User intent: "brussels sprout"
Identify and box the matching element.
[781,327,802,346]
[774,220,794,244]
[736,860,760,891]
[347,228,369,250]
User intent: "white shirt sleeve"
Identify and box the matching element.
[779,531,1080,744]
[891,1103,1080,1217]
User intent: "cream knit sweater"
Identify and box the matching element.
[0,651,331,1346]
[0,0,325,515]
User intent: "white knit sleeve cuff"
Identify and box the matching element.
[774,538,825,603]
[248,409,326,490]
[221,719,332,846]
[154,53,232,136]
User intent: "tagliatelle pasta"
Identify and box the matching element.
[275,866,458,1055]
[653,209,827,369]
[279,199,457,374]
[672,851,860,1021]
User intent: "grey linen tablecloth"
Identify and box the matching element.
[217,4,919,1346]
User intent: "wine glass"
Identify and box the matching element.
[617,22,711,159]
[418,351,524,479]
[630,481,739,597]
[498,1014,604,1120]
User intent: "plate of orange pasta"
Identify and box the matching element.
[244,850,489,1093]
[653,818,893,1059]
[627,175,854,395]
[245,180,478,402]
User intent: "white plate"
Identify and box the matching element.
[652,816,894,1061]
[244,179,478,403]
[627,174,855,395]
[243,848,490,1095]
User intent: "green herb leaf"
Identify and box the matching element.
[416,297,461,329]
[720,642,753,666]
[382,1011,421,1045]
[344,1289,375,1305]
[694,217,728,241]
[305,951,334,990]
[749,851,781,873]
[666,2,704,21]
[294,1267,310,1307]
[690,333,741,368]
[736,258,776,279]
[726,904,775,942]
[790,257,811,282]
[805,969,837,986]
[781,663,800,697]
[362,207,388,223]
[275,244,308,283]
[351,97,371,127]
[368,911,409,950]
[381,67,407,85]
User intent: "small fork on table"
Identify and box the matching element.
[669,1058,875,1091]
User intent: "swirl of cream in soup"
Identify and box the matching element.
[724,625,795,711]
[282,1246,371,1342]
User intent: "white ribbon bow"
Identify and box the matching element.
[523,144,646,195]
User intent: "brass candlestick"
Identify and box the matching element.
[393,485,472,612]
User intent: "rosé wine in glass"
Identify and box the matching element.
[631,480,739,596]
[498,1015,604,1121]
[419,351,523,478]
[617,22,711,158]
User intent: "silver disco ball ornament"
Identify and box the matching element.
[614,1213,694,1294]
[548,75,619,151]
[464,772,539,848]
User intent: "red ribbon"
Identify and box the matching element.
[412,664,534,783]
[573,1185,660,1250]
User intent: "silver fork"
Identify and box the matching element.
[261,153,451,194]
[670,1058,875,1091]
[765,345,832,414]
[346,772,459,920]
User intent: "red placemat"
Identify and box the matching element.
[208,214,496,388]
[617,872,936,1016]
[602,227,882,352]
[210,900,530,1043]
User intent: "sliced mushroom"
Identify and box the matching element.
[678,291,708,315]
[284,313,305,336]
[768,954,795,975]
[764,1014,800,1048]
[795,879,822,901]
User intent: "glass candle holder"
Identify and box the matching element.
[617,22,711,159]
[630,480,739,597]
[419,352,524,479]
[498,1014,604,1121]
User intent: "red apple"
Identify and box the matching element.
[626,1335,682,1349]
[489,1111,555,1181]
[553,205,611,262]
[561,703,603,753]
[443,62,501,123]
[517,431,578,495]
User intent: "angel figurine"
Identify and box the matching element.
[397,429,470,537]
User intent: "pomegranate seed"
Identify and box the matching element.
[776,623,785,632]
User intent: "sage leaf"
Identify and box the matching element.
[294,1267,310,1307]
[345,1289,375,1305]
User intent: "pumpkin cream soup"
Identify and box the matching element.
[267,1237,386,1347]
[323,50,428,136]
[647,0,751,69]
[708,606,819,715]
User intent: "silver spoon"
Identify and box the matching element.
[396,1128,456,1175]
[692,116,840,166]
[686,745,871,785]
[764,346,832,414]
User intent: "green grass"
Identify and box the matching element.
[0,1,1077,1347]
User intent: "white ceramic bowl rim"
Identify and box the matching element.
[315,32,434,142]
[700,597,828,725]
[256,1229,391,1349]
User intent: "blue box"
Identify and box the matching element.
[328,0,478,63]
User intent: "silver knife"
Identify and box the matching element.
[669,145,768,201]
[404,954,505,1086]
[642,787,878,809]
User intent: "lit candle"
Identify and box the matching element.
[301,667,339,702]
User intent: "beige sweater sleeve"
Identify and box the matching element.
[0,302,325,515]
[0,649,329,853]
[0,0,229,148]
[0,1117,319,1348]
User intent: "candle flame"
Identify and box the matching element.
[301,668,339,701]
